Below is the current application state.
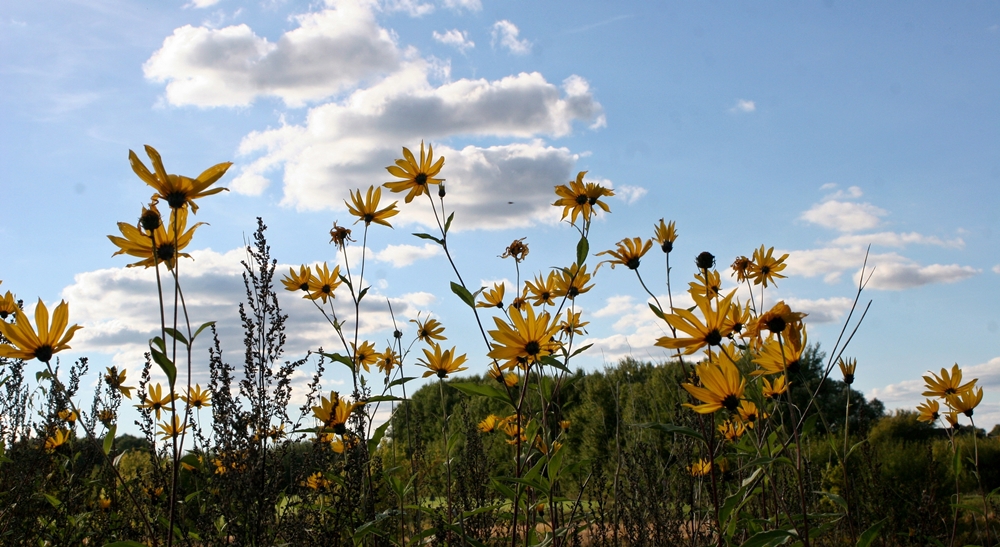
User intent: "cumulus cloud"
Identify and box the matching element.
[383,0,434,17]
[613,184,647,205]
[433,29,475,52]
[144,1,400,107]
[784,297,855,324]
[491,20,531,55]
[186,0,222,7]
[861,261,979,291]
[373,243,442,267]
[442,0,482,11]
[800,200,887,232]
[830,232,964,249]
[784,245,979,289]
[232,66,603,229]
[61,247,437,383]
[993,265,1000,274]
[730,99,755,113]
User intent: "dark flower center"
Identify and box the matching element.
[844,374,855,385]
[298,282,309,291]
[760,265,771,275]
[438,184,446,198]
[722,395,740,413]
[333,423,347,435]
[363,213,374,223]
[575,194,588,205]
[524,341,541,356]
[34,345,54,363]
[567,286,579,298]
[765,317,786,333]
[415,173,428,186]
[705,329,722,347]
[587,196,598,206]
[322,284,332,294]
[156,243,175,261]
[436,369,448,379]
[140,210,161,231]
[626,257,641,269]
[394,329,403,339]
[696,252,716,270]
[0,311,8,319]
[787,360,801,374]
[661,241,673,253]
[944,387,957,395]
[165,191,187,209]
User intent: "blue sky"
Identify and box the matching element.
[2,0,999,429]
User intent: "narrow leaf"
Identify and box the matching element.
[192,321,215,343]
[444,212,455,234]
[368,419,393,454]
[164,327,189,346]
[648,302,666,320]
[576,236,589,266]
[856,519,886,547]
[450,282,476,308]
[103,425,116,455]
[320,352,355,373]
[412,232,444,246]
[150,347,177,387]
[739,529,796,547]
[357,286,370,303]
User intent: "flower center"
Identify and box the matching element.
[34,345,53,363]
[575,194,588,205]
[415,173,428,186]
[156,243,176,261]
[322,284,332,294]
[696,252,716,270]
[626,257,641,269]
[765,317,786,333]
[704,329,722,346]
[165,191,187,209]
[140,210,161,231]
[787,360,800,374]
[298,282,309,291]
[524,341,541,356]
[722,395,740,413]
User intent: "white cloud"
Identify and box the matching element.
[144,1,400,107]
[784,297,855,324]
[186,0,222,8]
[373,243,442,267]
[822,185,864,201]
[830,232,964,249]
[433,29,475,52]
[233,66,603,229]
[861,261,979,291]
[491,20,531,55]
[613,184,647,205]
[383,0,435,17]
[730,99,755,113]
[442,0,482,11]
[61,247,437,381]
[800,200,887,232]
[993,265,1000,274]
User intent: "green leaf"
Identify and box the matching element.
[163,327,189,346]
[815,490,847,510]
[366,395,404,403]
[102,425,116,456]
[540,355,572,374]
[413,232,444,246]
[856,518,886,547]
[151,336,166,353]
[357,286,370,303]
[150,347,176,387]
[448,382,510,404]
[648,302,666,320]
[576,236,590,266]
[368,419,393,454]
[739,529,796,547]
[569,343,593,359]
[450,282,476,308]
[320,352,355,373]
[636,422,705,443]
[444,212,455,234]
[387,376,416,389]
[192,321,215,343]
[43,493,61,507]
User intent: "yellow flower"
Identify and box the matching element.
[139,383,174,420]
[731,256,752,283]
[753,324,807,375]
[419,343,469,379]
[502,421,527,445]
[488,366,519,387]
[0,291,17,320]
[158,415,187,440]
[688,269,722,299]
[384,141,445,203]
[655,291,736,355]
[525,272,557,307]
[718,419,746,441]
[916,399,940,423]
[104,366,134,399]
[736,400,765,427]
[0,299,82,363]
[477,282,505,309]
[312,391,361,435]
[552,171,614,225]
[306,263,342,304]
[946,386,983,418]
[509,288,529,311]
[552,263,593,300]
[108,205,205,270]
[761,375,789,399]
[98,493,112,510]
[45,428,70,451]
[749,246,788,288]
[281,265,312,293]
[558,309,589,338]
[558,420,571,431]
[98,409,116,425]
[922,364,977,398]
[653,219,677,254]
[688,458,713,477]
[346,186,399,227]
[411,316,446,343]
[752,301,807,338]
[182,384,212,409]
[681,348,746,414]
[304,472,331,490]
[838,358,857,385]
[376,347,399,375]
[534,436,562,455]
[478,414,504,433]
[129,145,231,212]
[352,340,378,373]
[944,410,960,429]
[596,237,652,271]
[57,409,77,423]
[501,238,529,262]
[725,300,752,338]
[487,305,560,371]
